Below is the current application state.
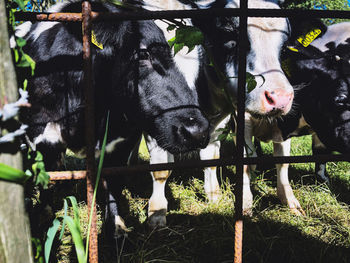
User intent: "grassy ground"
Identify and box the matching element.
[50,135,350,263]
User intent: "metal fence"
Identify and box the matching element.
[14,1,350,262]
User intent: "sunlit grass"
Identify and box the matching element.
[52,135,350,262]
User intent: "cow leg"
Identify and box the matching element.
[241,116,256,216]
[199,118,230,203]
[102,133,141,245]
[274,139,304,215]
[312,134,330,183]
[231,115,255,216]
[145,135,173,228]
[200,140,221,203]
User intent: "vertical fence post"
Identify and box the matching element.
[82,1,98,262]
[234,0,248,262]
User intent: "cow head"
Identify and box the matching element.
[115,21,210,154]
[192,0,294,119]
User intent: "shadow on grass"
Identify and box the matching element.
[45,143,350,263]
[102,212,350,263]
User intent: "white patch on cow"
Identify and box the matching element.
[34,122,63,145]
[28,1,68,42]
[114,215,130,237]
[10,21,32,48]
[31,21,59,42]
[312,22,350,52]
[105,138,126,153]
[143,1,199,90]
[15,21,32,38]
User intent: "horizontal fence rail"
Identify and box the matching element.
[14,8,350,22]
[48,154,350,180]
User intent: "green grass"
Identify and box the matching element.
[48,135,350,263]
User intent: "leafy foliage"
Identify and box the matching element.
[283,0,350,24]
[45,197,86,263]
[25,150,50,189]
[168,24,204,55]
[6,0,36,90]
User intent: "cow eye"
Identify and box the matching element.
[139,49,150,60]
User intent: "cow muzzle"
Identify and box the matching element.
[261,88,294,116]
[151,107,210,154]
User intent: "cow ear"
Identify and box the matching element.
[288,17,327,41]
[286,17,327,58]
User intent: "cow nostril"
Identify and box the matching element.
[265,91,275,105]
[180,123,207,146]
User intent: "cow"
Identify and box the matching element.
[285,20,350,181]
[16,0,210,242]
[243,19,350,216]
[141,0,295,227]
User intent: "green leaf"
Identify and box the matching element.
[63,216,86,263]
[85,112,109,261]
[173,26,203,55]
[66,196,81,231]
[36,170,50,189]
[44,219,61,263]
[35,151,44,162]
[0,163,31,183]
[167,24,176,32]
[168,36,176,47]
[60,200,68,240]
[16,37,26,47]
[14,49,19,62]
[32,237,44,263]
[174,43,185,55]
[17,51,36,75]
[23,79,28,91]
[216,133,228,142]
[216,127,230,133]
[246,72,257,93]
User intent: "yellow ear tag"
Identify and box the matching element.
[297,28,321,47]
[287,46,299,52]
[91,30,103,50]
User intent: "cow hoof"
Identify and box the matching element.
[114,215,130,238]
[148,209,167,228]
[290,207,305,216]
[242,207,253,217]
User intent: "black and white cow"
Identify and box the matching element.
[243,19,350,216]
[282,20,350,178]
[16,0,210,238]
[141,0,295,226]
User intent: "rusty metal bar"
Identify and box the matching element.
[82,1,98,262]
[48,153,350,180]
[15,12,82,22]
[234,0,248,262]
[15,8,350,23]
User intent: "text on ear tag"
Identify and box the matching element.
[297,28,322,47]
